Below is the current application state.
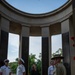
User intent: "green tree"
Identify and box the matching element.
[36,59,42,75]
[9,62,18,74]
[28,53,42,75]
[28,53,36,74]
[52,48,62,57]
[15,58,18,62]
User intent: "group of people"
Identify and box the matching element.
[48,54,66,75]
[0,58,26,75]
[0,54,66,75]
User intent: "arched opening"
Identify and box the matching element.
[51,34,62,57]
[7,33,19,74]
[29,36,42,75]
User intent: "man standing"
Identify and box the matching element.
[0,59,11,75]
[51,54,66,75]
[48,60,56,75]
[16,58,26,75]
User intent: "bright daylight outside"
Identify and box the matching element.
[4,0,67,75]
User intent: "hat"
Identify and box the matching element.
[18,58,25,63]
[4,59,9,63]
[51,54,64,60]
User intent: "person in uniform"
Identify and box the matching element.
[16,58,26,75]
[0,59,11,75]
[51,54,66,75]
[48,60,56,75]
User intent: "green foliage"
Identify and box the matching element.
[36,59,42,75]
[15,58,18,62]
[9,49,62,75]
[29,53,36,72]
[9,53,42,75]
[29,53,42,75]
[52,48,62,57]
[9,62,18,74]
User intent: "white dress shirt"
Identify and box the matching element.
[48,65,54,75]
[16,64,25,75]
[0,65,11,75]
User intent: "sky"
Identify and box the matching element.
[8,33,19,62]
[51,34,62,54]
[29,37,42,59]
[8,33,42,62]
[6,0,65,62]
[6,0,68,14]
[8,33,62,62]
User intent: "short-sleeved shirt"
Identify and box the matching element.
[48,65,54,75]
[0,65,11,75]
[16,64,26,75]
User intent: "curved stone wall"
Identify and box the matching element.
[0,0,75,75]
[0,0,72,27]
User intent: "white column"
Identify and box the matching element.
[61,19,69,34]
[42,27,49,37]
[19,26,29,58]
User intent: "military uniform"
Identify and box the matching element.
[48,65,54,75]
[56,63,66,75]
[0,65,11,75]
[48,65,56,75]
[16,64,26,75]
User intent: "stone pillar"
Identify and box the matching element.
[72,0,75,32]
[0,17,9,66]
[49,29,51,66]
[72,0,75,9]
[71,1,75,75]
[20,26,29,75]
[69,18,75,75]
[0,15,1,47]
[61,19,71,75]
[42,27,49,75]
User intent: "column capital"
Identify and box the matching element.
[42,27,50,37]
[21,26,29,37]
[61,19,69,33]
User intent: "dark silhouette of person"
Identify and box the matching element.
[30,64,40,75]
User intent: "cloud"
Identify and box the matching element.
[51,34,62,53]
[8,34,62,62]
[8,33,19,62]
[29,37,42,59]
[8,44,19,52]
[8,33,19,48]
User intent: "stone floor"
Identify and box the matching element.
[11,74,16,75]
